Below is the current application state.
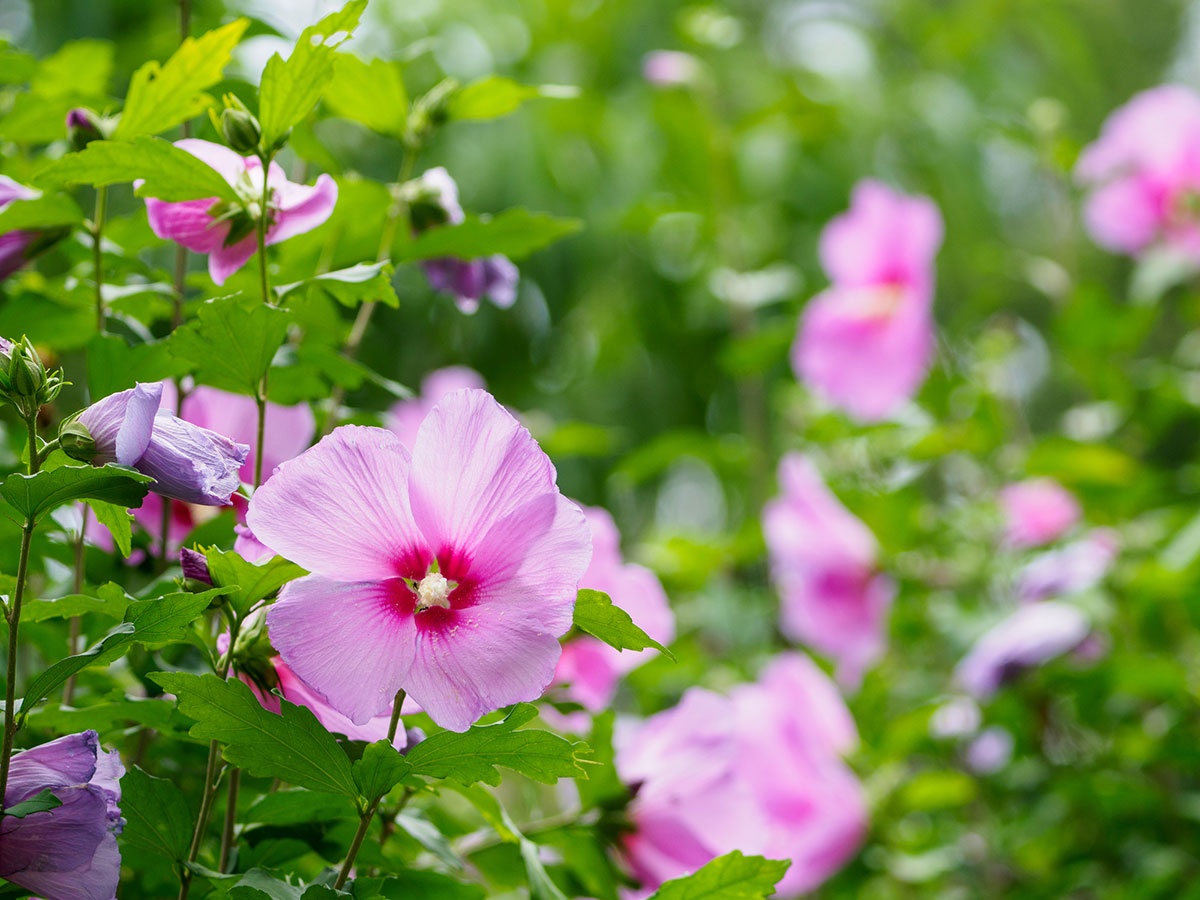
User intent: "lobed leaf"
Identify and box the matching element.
[115,19,249,139]
[150,672,359,799]
[22,581,132,623]
[573,589,674,659]
[276,262,400,309]
[169,294,290,396]
[648,852,791,900]
[120,765,192,861]
[0,193,83,231]
[2,464,153,524]
[257,0,367,151]
[84,500,135,558]
[37,135,239,203]
[325,54,408,137]
[446,76,578,121]
[351,739,411,800]
[203,547,306,618]
[404,703,593,787]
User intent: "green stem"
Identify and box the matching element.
[0,415,41,810]
[252,155,273,489]
[218,766,241,872]
[92,185,108,334]
[253,391,266,489]
[333,689,406,889]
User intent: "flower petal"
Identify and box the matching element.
[78,382,163,467]
[268,575,417,725]
[208,233,258,286]
[136,412,248,505]
[145,197,230,255]
[247,425,429,580]
[268,173,338,244]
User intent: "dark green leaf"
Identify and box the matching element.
[393,811,464,871]
[2,787,62,818]
[150,672,359,799]
[452,784,565,900]
[204,547,306,618]
[87,333,188,401]
[371,870,485,900]
[351,739,411,800]
[169,294,290,395]
[325,55,407,137]
[22,581,132,623]
[257,1,367,150]
[573,589,673,658]
[404,703,593,787]
[243,790,353,825]
[649,852,790,900]
[84,499,134,557]
[2,464,153,523]
[399,209,581,263]
[115,19,249,139]
[18,590,218,719]
[120,765,192,861]
[447,76,577,121]
[229,868,306,900]
[37,136,239,203]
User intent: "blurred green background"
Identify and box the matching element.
[6,0,1200,896]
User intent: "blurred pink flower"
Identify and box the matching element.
[955,601,1090,698]
[0,175,43,281]
[554,507,675,712]
[616,653,865,896]
[929,696,981,740]
[1017,527,1118,601]
[791,179,943,421]
[642,51,703,87]
[1076,85,1200,257]
[248,389,591,731]
[763,453,894,688]
[144,139,337,285]
[965,726,1014,774]
[1000,478,1080,549]
[387,366,486,448]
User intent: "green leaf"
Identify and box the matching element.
[573,589,673,659]
[84,500,135,558]
[22,581,132,623]
[203,547,306,618]
[0,193,84,231]
[169,294,290,395]
[371,870,485,900]
[404,703,593,787]
[27,697,183,736]
[32,40,114,96]
[325,54,407,137]
[257,0,367,151]
[351,739,411,800]
[393,811,464,871]
[150,672,359,799]
[2,464,153,523]
[87,333,188,402]
[446,76,577,121]
[229,868,306,900]
[120,765,192,861]
[115,19,249,139]
[452,784,565,900]
[2,787,62,818]
[276,262,399,309]
[399,209,582,263]
[243,789,353,825]
[18,590,219,720]
[648,852,790,900]
[37,136,239,203]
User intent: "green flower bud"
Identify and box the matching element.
[221,107,262,155]
[59,418,97,463]
[65,108,105,152]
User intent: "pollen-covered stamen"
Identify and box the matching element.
[415,571,453,612]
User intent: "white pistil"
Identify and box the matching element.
[415,571,452,612]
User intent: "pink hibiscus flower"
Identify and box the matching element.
[144,139,337,285]
[247,388,592,731]
[999,477,1080,549]
[387,366,486,449]
[1076,85,1200,257]
[792,179,943,421]
[763,453,894,688]
[616,653,865,896]
[554,507,675,712]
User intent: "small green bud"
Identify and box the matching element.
[221,107,262,155]
[59,419,97,463]
[65,108,105,152]
[406,78,459,146]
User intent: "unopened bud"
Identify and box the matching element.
[65,108,105,152]
[406,79,459,146]
[221,107,262,155]
[59,419,97,463]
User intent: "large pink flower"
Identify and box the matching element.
[763,453,894,688]
[1076,85,1200,257]
[554,507,675,712]
[247,389,592,731]
[616,653,865,896]
[999,477,1080,549]
[791,179,942,421]
[144,139,337,285]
